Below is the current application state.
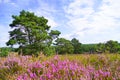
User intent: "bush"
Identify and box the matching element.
[0,57,23,80]
[43,46,55,56]
[17,56,112,80]
[18,46,55,56]
[18,45,39,56]
[0,47,11,57]
[0,68,9,80]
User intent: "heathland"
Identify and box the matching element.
[0,53,120,80]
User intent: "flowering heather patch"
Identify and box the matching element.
[0,54,120,80]
[17,56,113,80]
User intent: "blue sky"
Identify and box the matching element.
[0,0,120,47]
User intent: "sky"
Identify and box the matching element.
[0,0,120,47]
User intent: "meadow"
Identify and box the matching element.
[0,53,120,80]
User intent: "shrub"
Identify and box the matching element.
[0,54,120,80]
[17,56,113,80]
[0,57,23,80]
[43,46,55,56]
[0,47,11,57]
[0,68,9,80]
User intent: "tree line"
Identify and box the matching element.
[1,10,120,56]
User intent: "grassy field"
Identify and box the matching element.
[0,53,120,80]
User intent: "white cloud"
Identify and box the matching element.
[46,17,58,28]
[0,25,10,47]
[1,0,10,3]
[101,0,120,18]
[64,0,94,18]
[0,0,17,7]
[63,0,120,43]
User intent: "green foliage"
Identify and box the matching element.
[71,38,82,54]
[6,10,60,56]
[96,43,106,53]
[81,44,97,53]
[81,40,120,54]
[55,38,74,54]
[49,30,61,39]
[20,45,39,55]
[0,47,11,57]
[105,40,120,53]
[43,46,55,56]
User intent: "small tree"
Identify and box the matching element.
[43,46,55,56]
[81,44,97,54]
[71,38,82,54]
[55,38,74,54]
[105,40,120,53]
[96,43,105,53]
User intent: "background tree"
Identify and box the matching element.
[49,30,61,39]
[105,40,120,53]
[96,43,105,53]
[6,10,60,55]
[81,44,97,54]
[55,38,74,54]
[49,30,61,45]
[71,38,82,54]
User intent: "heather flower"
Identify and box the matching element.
[0,54,119,80]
